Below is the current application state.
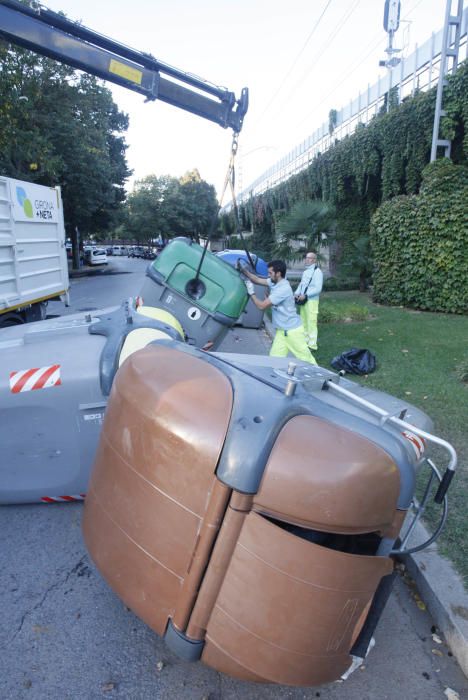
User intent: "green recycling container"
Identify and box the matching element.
[140,238,248,349]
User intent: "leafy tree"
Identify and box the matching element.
[177,169,218,242]
[0,32,131,265]
[219,211,236,238]
[124,170,219,245]
[125,174,178,244]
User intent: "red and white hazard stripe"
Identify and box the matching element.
[402,430,426,460]
[10,364,61,394]
[41,494,86,503]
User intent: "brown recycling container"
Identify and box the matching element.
[83,342,410,687]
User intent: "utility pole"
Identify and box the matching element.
[430,0,464,161]
[380,0,402,111]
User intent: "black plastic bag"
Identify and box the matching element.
[331,348,376,375]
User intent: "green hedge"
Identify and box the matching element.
[370,159,468,313]
[323,276,360,291]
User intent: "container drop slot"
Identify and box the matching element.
[259,514,382,557]
[185,278,206,300]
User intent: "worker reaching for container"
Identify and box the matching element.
[242,260,317,364]
[294,251,323,351]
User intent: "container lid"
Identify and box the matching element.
[217,250,269,277]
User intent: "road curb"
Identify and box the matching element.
[261,316,468,677]
[68,264,95,278]
[68,264,116,278]
[401,521,468,677]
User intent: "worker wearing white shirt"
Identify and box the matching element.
[294,252,323,351]
[242,259,316,364]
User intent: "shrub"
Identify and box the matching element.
[370,160,468,314]
[323,276,360,291]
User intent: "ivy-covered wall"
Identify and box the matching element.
[240,60,468,261]
[371,159,468,314]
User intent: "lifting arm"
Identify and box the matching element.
[0,0,248,132]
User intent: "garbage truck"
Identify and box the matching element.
[0,176,69,327]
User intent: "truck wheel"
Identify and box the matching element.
[23,302,48,322]
[0,312,24,328]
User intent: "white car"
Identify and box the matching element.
[88,248,108,265]
[112,245,126,256]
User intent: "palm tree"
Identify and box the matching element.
[274,199,336,262]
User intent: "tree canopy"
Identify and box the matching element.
[0,38,131,237]
[124,169,218,244]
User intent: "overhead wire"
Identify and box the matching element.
[270,0,362,125]
[252,0,334,129]
[241,0,429,193]
[293,0,428,132]
[246,0,362,151]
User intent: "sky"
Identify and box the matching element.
[42,0,454,200]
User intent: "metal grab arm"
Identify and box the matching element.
[391,458,448,555]
[0,0,248,132]
[322,378,457,504]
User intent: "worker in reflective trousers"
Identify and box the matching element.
[294,251,323,352]
[242,259,317,364]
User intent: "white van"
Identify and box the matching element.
[112,245,125,256]
[87,248,108,265]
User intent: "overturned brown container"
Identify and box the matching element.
[83,342,413,686]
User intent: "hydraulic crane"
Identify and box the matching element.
[0,0,248,132]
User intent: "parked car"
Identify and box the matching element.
[106,247,113,255]
[86,248,108,265]
[143,247,157,260]
[112,245,126,256]
[129,246,145,258]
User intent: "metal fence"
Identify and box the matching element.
[237,6,468,204]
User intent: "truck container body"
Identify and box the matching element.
[0,176,69,326]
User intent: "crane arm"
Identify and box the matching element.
[0,0,248,132]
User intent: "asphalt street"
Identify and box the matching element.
[1,256,467,700]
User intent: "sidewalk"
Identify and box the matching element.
[262,314,468,678]
[68,263,105,278]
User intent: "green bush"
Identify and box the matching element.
[323,276,360,291]
[370,160,468,314]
